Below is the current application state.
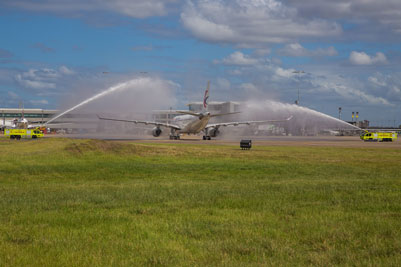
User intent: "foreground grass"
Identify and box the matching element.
[0,138,400,266]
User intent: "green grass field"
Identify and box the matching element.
[0,138,400,266]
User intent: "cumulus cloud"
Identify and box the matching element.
[181,0,342,46]
[284,0,401,35]
[368,72,401,101]
[2,0,177,18]
[59,66,75,75]
[214,51,259,66]
[349,51,388,65]
[15,76,56,90]
[273,67,297,79]
[368,76,387,87]
[214,51,394,106]
[253,48,271,56]
[15,69,57,90]
[29,99,49,105]
[279,43,338,57]
[314,78,391,106]
[288,68,392,105]
[15,66,76,91]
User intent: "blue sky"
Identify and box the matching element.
[1,0,401,126]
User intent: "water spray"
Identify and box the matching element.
[293,104,361,130]
[242,99,361,131]
[46,77,150,125]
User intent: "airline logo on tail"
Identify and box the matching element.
[203,81,210,109]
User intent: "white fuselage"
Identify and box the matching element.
[173,113,211,134]
[0,118,29,129]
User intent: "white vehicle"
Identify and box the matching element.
[98,82,292,140]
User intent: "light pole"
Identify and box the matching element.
[293,70,305,105]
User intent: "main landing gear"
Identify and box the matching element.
[203,128,212,140]
[169,129,180,140]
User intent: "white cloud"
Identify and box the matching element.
[109,0,170,18]
[59,66,75,75]
[15,73,56,90]
[368,76,387,87]
[253,48,271,56]
[216,54,394,106]
[228,69,243,76]
[279,43,338,57]
[214,51,259,66]
[274,67,296,79]
[367,72,401,101]
[181,0,342,46]
[320,81,391,106]
[29,99,49,105]
[315,46,338,57]
[3,0,177,18]
[280,43,306,57]
[285,0,401,35]
[349,51,388,65]
[15,66,76,91]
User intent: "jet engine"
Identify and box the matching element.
[152,127,162,137]
[208,127,220,137]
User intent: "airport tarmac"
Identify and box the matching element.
[54,133,401,149]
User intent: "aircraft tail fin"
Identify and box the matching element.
[203,81,210,111]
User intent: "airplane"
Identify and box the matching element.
[0,117,46,129]
[97,81,293,140]
[0,106,38,129]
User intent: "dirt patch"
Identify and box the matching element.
[64,139,186,157]
[64,139,140,155]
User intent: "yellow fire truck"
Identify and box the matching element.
[4,128,44,140]
[360,131,397,142]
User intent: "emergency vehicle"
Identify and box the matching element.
[4,128,44,139]
[360,131,397,142]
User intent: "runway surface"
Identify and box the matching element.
[53,133,401,149]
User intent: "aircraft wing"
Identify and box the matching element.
[97,115,181,130]
[176,110,201,117]
[205,116,293,129]
[176,111,241,118]
[210,112,241,118]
